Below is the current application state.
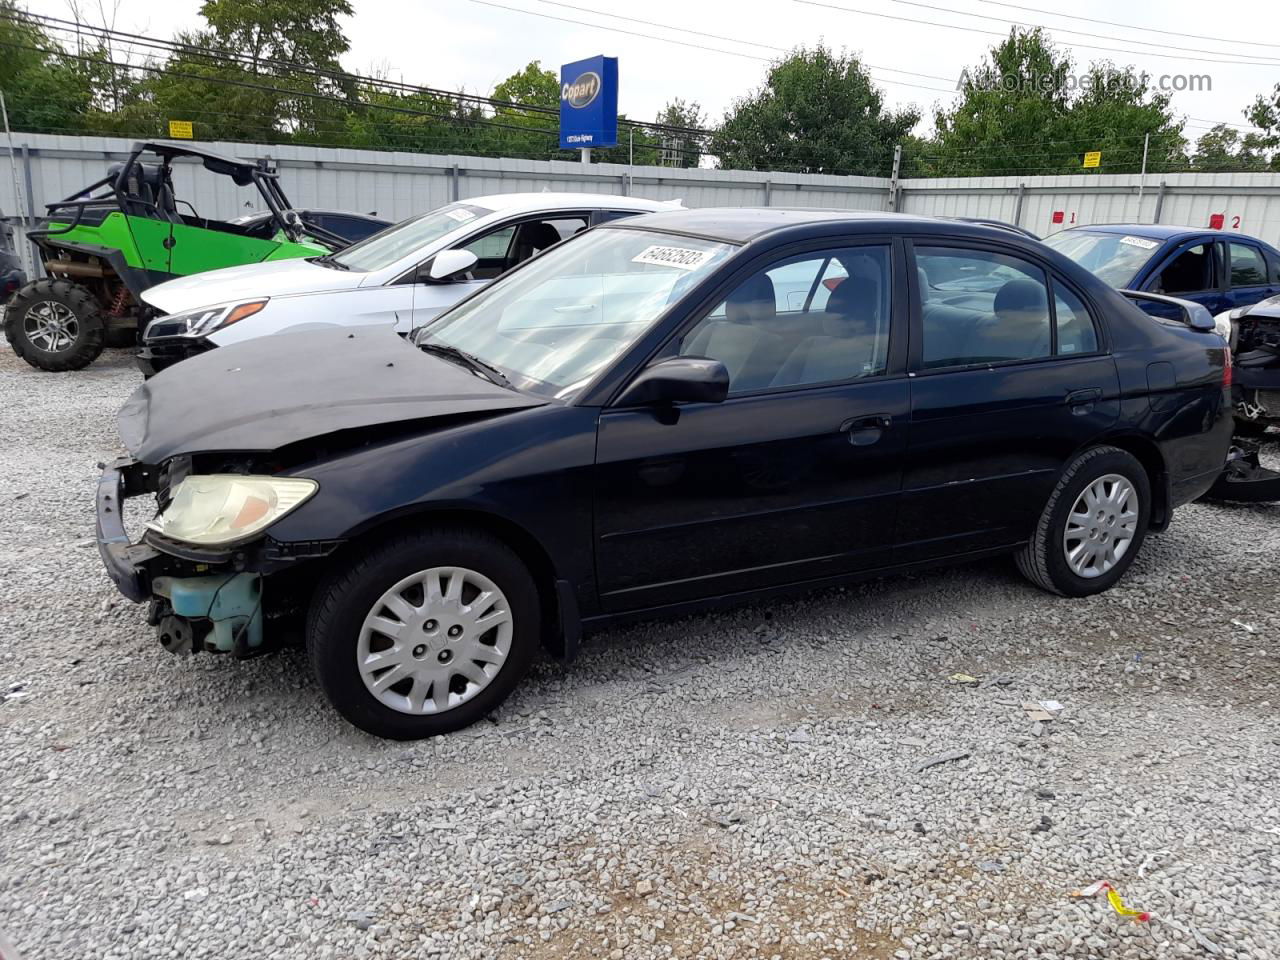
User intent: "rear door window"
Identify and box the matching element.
[915,247,1053,367]
[1229,243,1268,287]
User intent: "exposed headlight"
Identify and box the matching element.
[147,474,317,546]
[1212,310,1234,342]
[146,299,268,340]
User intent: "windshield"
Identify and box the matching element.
[414,228,736,400]
[332,202,494,271]
[1042,230,1161,287]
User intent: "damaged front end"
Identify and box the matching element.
[1231,300,1280,427]
[96,455,332,657]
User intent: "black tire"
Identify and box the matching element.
[1015,445,1151,598]
[4,279,105,371]
[306,528,540,739]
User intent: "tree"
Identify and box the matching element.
[143,0,355,143]
[653,98,706,168]
[930,30,1184,176]
[0,2,93,133]
[1191,123,1271,172]
[487,60,564,160]
[709,45,919,176]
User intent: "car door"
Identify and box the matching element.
[593,239,910,613]
[1221,240,1277,311]
[896,241,1120,563]
[1141,238,1227,314]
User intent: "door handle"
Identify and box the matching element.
[1067,388,1101,405]
[840,414,892,446]
[1066,387,1101,415]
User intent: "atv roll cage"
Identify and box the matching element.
[31,141,347,251]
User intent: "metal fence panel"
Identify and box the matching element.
[5,134,1280,274]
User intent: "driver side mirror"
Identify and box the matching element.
[423,248,478,283]
[615,356,730,406]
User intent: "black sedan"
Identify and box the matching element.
[96,210,1233,739]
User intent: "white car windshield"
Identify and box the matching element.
[1043,230,1161,288]
[332,202,495,271]
[414,228,736,400]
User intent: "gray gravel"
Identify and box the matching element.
[1,346,1278,960]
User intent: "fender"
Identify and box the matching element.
[36,239,168,299]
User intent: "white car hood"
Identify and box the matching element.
[141,258,360,314]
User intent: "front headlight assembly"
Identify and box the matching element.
[145,299,268,340]
[147,475,318,546]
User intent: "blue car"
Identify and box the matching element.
[1043,224,1280,317]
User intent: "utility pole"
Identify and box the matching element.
[0,90,31,279]
[888,143,902,212]
[1137,132,1150,222]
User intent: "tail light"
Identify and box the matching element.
[1223,346,1232,387]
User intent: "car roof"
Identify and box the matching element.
[1055,223,1218,241]
[464,193,678,214]
[607,208,1017,244]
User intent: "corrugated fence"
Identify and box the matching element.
[4,133,1280,277]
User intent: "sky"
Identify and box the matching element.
[86,0,1277,142]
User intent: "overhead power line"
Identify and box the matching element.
[977,0,1280,51]
[11,9,715,138]
[795,0,1280,66]
[512,0,957,83]
[467,0,958,95]
[883,0,1280,64]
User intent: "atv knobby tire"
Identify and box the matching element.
[4,279,106,372]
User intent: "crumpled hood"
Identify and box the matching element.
[119,326,544,461]
[140,258,359,314]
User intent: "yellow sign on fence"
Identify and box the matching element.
[1083,151,1101,169]
[168,120,194,140]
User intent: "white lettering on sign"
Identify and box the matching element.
[632,245,713,270]
[1119,235,1159,250]
[562,72,602,108]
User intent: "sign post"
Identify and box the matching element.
[560,56,618,163]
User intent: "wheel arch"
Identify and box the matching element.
[320,505,576,660]
[1088,432,1170,531]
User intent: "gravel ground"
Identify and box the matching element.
[1,346,1278,960]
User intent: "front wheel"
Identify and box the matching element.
[307,529,540,739]
[1016,446,1151,597]
[4,279,105,371]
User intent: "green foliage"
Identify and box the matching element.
[710,45,919,176]
[1191,123,1276,173]
[929,29,1185,176]
[0,1,93,133]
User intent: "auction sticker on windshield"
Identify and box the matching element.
[632,245,715,270]
[445,208,477,223]
[1119,236,1159,249]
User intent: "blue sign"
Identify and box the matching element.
[559,56,618,150]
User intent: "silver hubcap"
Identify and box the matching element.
[23,301,80,352]
[357,566,512,715]
[1063,473,1138,578]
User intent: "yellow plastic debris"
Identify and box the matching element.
[1070,880,1151,923]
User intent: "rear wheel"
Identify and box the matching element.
[307,528,540,739]
[1016,446,1151,597]
[4,279,105,371]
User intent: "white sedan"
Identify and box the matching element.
[137,193,680,374]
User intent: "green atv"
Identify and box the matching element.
[4,141,346,372]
